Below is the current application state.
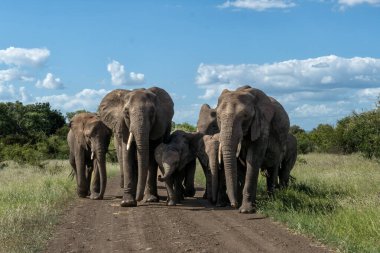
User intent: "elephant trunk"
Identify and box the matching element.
[132,118,150,201]
[158,163,176,182]
[75,149,88,198]
[220,119,240,208]
[95,149,107,198]
[210,142,219,203]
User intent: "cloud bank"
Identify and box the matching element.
[196,55,380,128]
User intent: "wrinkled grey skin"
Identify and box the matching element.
[216,85,289,213]
[197,104,244,206]
[196,104,218,200]
[197,104,219,135]
[262,133,297,189]
[278,133,297,188]
[99,87,174,207]
[154,130,204,206]
[68,113,112,200]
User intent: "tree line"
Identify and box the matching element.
[0,99,379,165]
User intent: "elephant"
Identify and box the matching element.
[261,133,298,190]
[154,130,204,206]
[278,133,297,188]
[197,104,219,135]
[98,87,174,207]
[197,104,244,206]
[216,85,290,213]
[67,112,112,200]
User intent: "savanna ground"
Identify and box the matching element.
[0,154,379,253]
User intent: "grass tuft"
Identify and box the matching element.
[0,160,119,253]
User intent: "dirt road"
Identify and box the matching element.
[45,176,331,253]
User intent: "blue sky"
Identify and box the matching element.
[1,0,380,130]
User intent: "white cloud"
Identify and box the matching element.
[196,55,380,99]
[0,68,22,84]
[0,84,29,102]
[0,47,50,67]
[36,89,109,112]
[338,0,380,7]
[107,60,145,86]
[293,104,334,118]
[219,0,296,11]
[35,73,64,89]
[196,55,380,129]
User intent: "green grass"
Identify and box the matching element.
[195,153,380,253]
[0,160,119,253]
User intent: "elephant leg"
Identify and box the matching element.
[176,171,186,201]
[237,162,246,206]
[198,158,210,199]
[115,136,124,188]
[144,145,159,202]
[216,168,228,207]
[183,160,196,197]
[74,151,88,198]
[120,141,137,207]
[240,143,266,214]
[165,177,177,206]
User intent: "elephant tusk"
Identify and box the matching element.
[236,140,242,158]
[91,151,94,160]
[218,143,222,165]
[126,132,134,150]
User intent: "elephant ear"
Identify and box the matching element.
[148,87,174,141]
[69,113,88,149]
[197,104,218,134]
[98,89,130,137]
[185,132,209,168]
[245,88,275,141]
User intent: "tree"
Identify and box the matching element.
[66,110,89,122]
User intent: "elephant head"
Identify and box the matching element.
[68,113,112,199]
[197,104,219,135]
[216,85,282,208]
[99,87,174,203]
[155,130,204,182]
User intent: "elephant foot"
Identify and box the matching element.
[90,193,103,200]
[77,190,88,198]
[230,201,239,209]
[167,200,177,206]
[120,194,137,207]
[216,201,227,207]
[145,194,159,203]
[184,187,196,197]
[239,202,256,214]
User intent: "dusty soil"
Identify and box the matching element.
[45,176,331,253]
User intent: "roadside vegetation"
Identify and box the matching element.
[195,153,380,253]
[0,161,119,253]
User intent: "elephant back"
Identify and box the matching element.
[98,89,130,133]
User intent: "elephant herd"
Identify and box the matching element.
[67,85,297,214]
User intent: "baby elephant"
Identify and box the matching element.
[68,113,112,200]
[261,133,298,191]
[154,130,204,206]
[278,133,297,188]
